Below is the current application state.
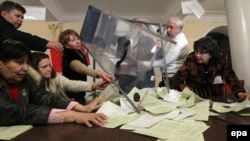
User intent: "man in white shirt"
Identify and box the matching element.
[158,16,189,87]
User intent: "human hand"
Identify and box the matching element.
[46,41,63,52]
[75,112,107,127]
[92,81,109,90]
[56,110,107,127]
[105,10,112,14]
[134,18,150,23]
[155,38,163,48]
[84,95,105,112]
[96,71,113,82]
[238,92,250,101]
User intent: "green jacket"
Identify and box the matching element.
[0,74,71,125]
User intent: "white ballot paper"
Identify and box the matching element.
[164,89,182,104]
[97,101,133,117]
[127,109,179,128]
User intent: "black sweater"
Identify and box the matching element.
[0,16,48,52]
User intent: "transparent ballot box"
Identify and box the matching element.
[80,6,176,103]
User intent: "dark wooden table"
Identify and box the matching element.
[7,124,156,141]
[205,116,228,141]
[0,116,235,141]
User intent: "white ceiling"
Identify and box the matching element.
[1,0,226,22]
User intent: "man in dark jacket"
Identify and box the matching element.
[0,39,106,126]
[0,0,63,52]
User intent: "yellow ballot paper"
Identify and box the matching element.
[104,113,139,128]
[0,125,33,140]
[212,98,250,113]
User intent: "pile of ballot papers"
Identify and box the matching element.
[97,86,250,141]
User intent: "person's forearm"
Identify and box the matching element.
[47,109,65,124]
[56,110,79,123]
[72,104,88,112]
[70,60,97,77]
[66,101,79,110]
[48,101,80,124]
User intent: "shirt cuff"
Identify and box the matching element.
[47,109,65,124]
[47,101,79,124]
[66,101,79,110]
